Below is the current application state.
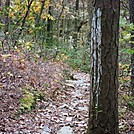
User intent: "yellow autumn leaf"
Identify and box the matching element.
[45,0,50,8]
[0,83,4,88]
[7,72,13,77]
[1,54,12,58]
[54,79,59,83]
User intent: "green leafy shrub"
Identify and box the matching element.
[119,17,134,64]
[19,86,46,113]
[63,46,90,73]
[20,89,35,112]
[123,94,134,108]
[45,42,90,73]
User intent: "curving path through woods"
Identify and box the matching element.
[10,72,90,134]
[42,72,90,134]
[0,53,90,134]
[0,53,133,134]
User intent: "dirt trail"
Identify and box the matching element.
[42,72,90,134]
[0,72,90,134]
[9,72,90,134]
[0,53,133,134]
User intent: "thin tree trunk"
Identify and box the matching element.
[57,0,65,39]
[14,0,34,45]
[46,6,53,44]
[5,0,10,33]
[87,0,93,44]
[35,0,45,26]
[3,0,10,51]
[73,0,79,49]
[88,0,120,133]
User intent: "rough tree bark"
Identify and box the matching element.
[88,0,120,134]
[128,0,134,96]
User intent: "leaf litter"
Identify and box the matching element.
[0,51,133,134]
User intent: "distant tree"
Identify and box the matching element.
[128,0,134,96]
[73,0,79,48]
[35,0,45,26]
[46,5,53,44]
[88,0,120,134]
[5,0,10,33]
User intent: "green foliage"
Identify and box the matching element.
[120,17,134,41]
[66,47,90,72]
[123,94,134,108]
[20,88,35,112]
[0,0,55,51]
[50,43,90,73]
[119,15,133,111]
[19,86,46,113]
[33,38,90,73]
[119,17,133,65]
[121,48,134,54]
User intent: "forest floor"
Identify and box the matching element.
[0,51,133,134]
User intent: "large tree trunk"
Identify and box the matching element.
[129,0,134,96]
[88,0,120,134]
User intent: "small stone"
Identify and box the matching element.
[57,126,74,134]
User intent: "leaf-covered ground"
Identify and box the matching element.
[0,51,133,134]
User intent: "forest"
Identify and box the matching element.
[0,0,133,134]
